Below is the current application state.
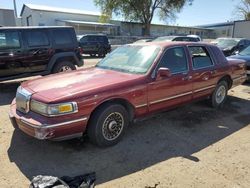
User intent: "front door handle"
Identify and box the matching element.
[210,70,217,74]
[182,75,192,81]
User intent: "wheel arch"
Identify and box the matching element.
[217,75,233,89]
[87,97,135,128]
[47,52,83,72]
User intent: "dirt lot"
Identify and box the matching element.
[0,59,250,188]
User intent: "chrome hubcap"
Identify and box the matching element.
[59,66,72,72]
[102,112,124,141]
[215,85,226,104]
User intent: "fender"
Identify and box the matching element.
[47,52,83,71]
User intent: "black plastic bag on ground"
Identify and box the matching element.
[29,172,96,188]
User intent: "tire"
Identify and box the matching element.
[210,80,228,108]
[98,48,106,57]
[52,61,76,73]
[87,103,129,147]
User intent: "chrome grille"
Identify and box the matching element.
[16,87,31,113]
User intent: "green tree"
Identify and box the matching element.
[236,0,250,20]
[94,0,193,36]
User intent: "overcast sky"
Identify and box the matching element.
[0,0,242,26]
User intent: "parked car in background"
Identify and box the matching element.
[133,38,153,43]
[0,26,83,81]
[10,42,246,147]
[187,34,202,41]
[210,37,224,45]
[77,34,111,57]
[229,45,250,81]
[153,35,200,42]
[215,38,250,56]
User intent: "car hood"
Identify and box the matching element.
[22,67,144,102]
[229,55,250,66]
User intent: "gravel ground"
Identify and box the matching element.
[0,60,250,188]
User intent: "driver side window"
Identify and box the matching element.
[158,47,188,74]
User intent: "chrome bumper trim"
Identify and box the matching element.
[232,75,247,81]
[194,85,216,93]
[135,104,147,108]
[149,91,192,105]
[20,117,88,129]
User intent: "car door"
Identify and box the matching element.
[188,46,218,100]
[80,36,90,53]
[22,29,52,72]
[148,46,193,112]
[0,30,24,78]
[88,36,98,53]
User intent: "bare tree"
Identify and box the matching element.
[235,0,250,20]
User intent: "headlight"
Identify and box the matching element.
[30,100,78,116]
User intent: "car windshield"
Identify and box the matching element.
[217,39,239,48]
[239,45,250,56]
[96,45,161,74]
[153,36,176,42]
[76,35,84,41]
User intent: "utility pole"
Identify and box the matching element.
[13,0,17,17]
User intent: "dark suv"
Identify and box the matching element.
[0,26,83,81]
[77,34,111,57]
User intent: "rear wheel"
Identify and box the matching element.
[52,61,76,73]
[98,48,106,57]
[210,80,228,108]
[87,103,129,147]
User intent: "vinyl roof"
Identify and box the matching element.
[20,4,101,17]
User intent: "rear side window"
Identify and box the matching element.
[188,46,213,69]
[0,31,20,49]
[173,37,184,41]
[53,29,73,45]
[88,36,97,42]
[98,36,104,42]
[173,37,198,42]
[80,36,88,43]
[26,30,49,47]
[187,37,198,42]
[158,47,188,74]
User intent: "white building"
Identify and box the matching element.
[20,4,119,35]
[0,8,16,26]
[198,22,234,38]
[19,4,213,38]
[233,20,250,39]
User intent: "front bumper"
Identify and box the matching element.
[9,99,88,141]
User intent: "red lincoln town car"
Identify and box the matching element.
[9,42,246,147]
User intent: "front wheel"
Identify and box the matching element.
[87,104,129,147]
[52,61,76,73]
[210,81,228,108]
